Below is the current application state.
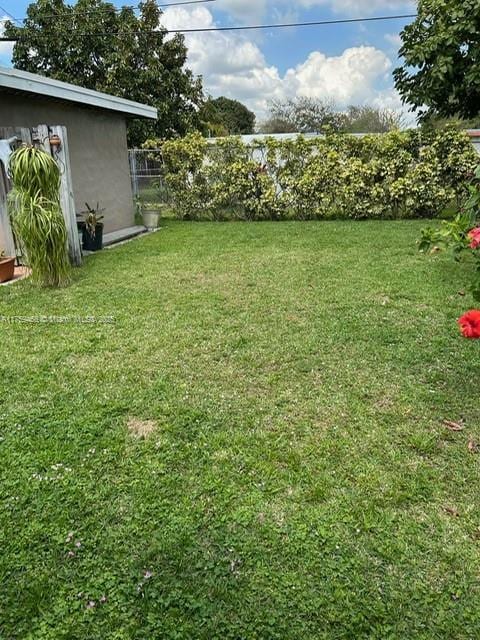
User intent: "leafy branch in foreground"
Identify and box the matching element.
[394,0,480,122]
[419,164,480,336]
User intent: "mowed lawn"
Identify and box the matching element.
[1,221,480,639]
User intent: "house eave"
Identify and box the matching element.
[0,66,158,120]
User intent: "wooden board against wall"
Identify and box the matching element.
[37,125,82,266]
[0,158,16,258]
[0,127,27,258]
[0,127,31,144]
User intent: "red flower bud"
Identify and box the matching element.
[467,228,480,250]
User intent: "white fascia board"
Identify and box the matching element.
[0,66,158,120]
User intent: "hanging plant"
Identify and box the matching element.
[9,146,60,200]
[8,146,70,287]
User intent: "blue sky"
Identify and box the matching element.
[0,0,416,120]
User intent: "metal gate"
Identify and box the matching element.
[128,148,167,202]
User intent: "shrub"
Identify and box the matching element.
[144,127,478,221]
[420,164,480,287]
[419,164,480,336]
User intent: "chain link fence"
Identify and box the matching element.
[128,148,168,203]
[128,142,270,207]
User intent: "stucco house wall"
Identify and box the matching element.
[0,91,135,233]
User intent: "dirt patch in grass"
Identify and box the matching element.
[127,417,157,438]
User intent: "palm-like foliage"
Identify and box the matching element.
[8,146,70,287]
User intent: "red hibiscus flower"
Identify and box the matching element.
[458,310,480,339]
[467,228,480,249]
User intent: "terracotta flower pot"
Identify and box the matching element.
[0,257,15,283]
[49,134,61,149]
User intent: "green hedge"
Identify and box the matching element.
[145,128,478,220]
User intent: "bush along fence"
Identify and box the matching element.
[141,127,479,221]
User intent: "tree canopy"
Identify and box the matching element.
[199,97,256,136]
[341,106,404,134]
[394,0,480,121]
[5,0,204,145]
[264,98,344,134]
[259,98,403,134]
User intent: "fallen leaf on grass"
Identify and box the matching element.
[444,506,460,517]
[443,420,464,432]
[468,440,479,453]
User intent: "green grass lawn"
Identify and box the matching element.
[1,220,480,639]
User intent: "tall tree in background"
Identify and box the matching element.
[5,0,204,145]
[259,117,297,135]
[394,0,480,121]
[342,106,404,133]
[264,97,344,134]
[199,97,256,136]
[260,99,403,134]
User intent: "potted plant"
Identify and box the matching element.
[142,202,162,230]
[78,202,105,252]
[0,249,15,283]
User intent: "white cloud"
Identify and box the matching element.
[283,47,391,104]
[162,7,267,76]
[372,87,403,110]
[372,88,415,126]
[295,0,415,16]
[162,7,399,121]
[214,0,415,21]
[162,7,283,114]
[384,32,402,49]
[217,0,268,23]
